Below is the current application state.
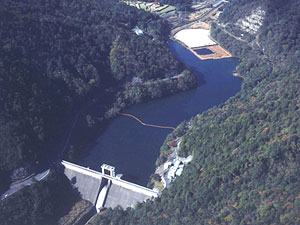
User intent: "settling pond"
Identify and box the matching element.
[194,48,214,55]
[80,40,242,186]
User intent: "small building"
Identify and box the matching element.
[132,26,144,36]
[167,166,177,180]
[175,167,184,176]
[164,162,172,170]
[174,160,180,168]
[167,160,185,180]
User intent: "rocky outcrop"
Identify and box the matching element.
[235,7,265,35]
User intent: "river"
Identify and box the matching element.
[80,40,242,186]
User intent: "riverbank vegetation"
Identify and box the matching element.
[0,0,197,191]
[105,70,197,118]
[89,0,300,224]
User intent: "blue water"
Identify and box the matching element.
[194,48,213,55]
[80,40,242,186]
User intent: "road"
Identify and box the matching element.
[217,23,274,67]
[0,84,119,201]
[0,109,80,201]
[217,25,248,43]
[1,169,50,200]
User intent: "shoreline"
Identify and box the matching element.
[233,72,244,79]
[171,26,244,80]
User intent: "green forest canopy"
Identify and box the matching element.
[0,0,194,193]
[89,0,300,224]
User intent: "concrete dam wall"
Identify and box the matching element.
[61,160,159,211]
[63,166,102,205]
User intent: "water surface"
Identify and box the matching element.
[194,48,213,55]
[80,41,242,186]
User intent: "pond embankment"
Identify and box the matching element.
[172,27,232,60]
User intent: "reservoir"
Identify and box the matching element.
[194,48,214,55]
[80,40,242,186]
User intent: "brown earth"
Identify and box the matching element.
[188,8,211,20]
[189,21,210,30]
[58,200,94,225]
[233,72,245,79]
[171,21,210,35]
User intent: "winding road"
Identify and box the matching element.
[0,112,81,200]
[1,169,50,200]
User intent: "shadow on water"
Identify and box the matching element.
[121,174,140,184]
[80,40,242,186]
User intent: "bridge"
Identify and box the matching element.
[61,160,159,212]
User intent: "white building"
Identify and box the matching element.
[133,26,144,36]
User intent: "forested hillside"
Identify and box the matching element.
[89,0,300,224]
[0,170,80,225]
[0,0,195,193]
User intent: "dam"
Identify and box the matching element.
[61,160,159,212]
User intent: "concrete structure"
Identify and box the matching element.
[95,182,110,209]
[105,183,152,209]
[132,26,144,36]
[213,0,225,8]
[174,29,216,48]
[154,138,194,190]
[1,169,50,200]
[101,164,115,177]
[61,161,158,212]
[64,165,102,205]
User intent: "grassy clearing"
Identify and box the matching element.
[156,5,169,12]
[159,9,176,16]
[139,3,147,9]
[158,6,175,14]
[122,0,176,18]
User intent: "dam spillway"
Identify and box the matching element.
[61,160,158,211]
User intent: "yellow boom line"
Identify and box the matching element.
[118,112,176,130]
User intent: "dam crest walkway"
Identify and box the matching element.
[61,160,158,212]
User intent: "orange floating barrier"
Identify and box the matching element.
[118,112,176,130]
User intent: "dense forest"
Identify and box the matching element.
[89,0,300,224]
[0,0,196,194]
[0,170,80,225]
